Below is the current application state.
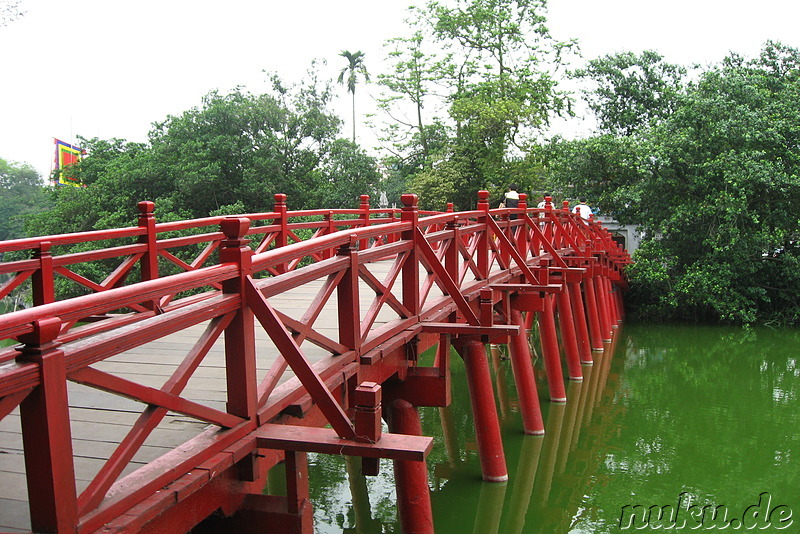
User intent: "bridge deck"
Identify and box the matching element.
[0,261,403,532]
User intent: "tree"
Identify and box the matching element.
[0,158,48,241]
[538,134,649,220]
[407,158,461,211]
[627,42,800,324]
[573,50,686,136]
[408,0,576,208]
[27,68,349,241]
[0,0,24,28]
[337,50,370,143]
[313,139,382,208]
[377,7,456,171]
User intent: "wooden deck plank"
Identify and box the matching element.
[0,497,30,532]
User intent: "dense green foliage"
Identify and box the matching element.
[0,158,49,241]
[544,42,800,324]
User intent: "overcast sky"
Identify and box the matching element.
[2,0,798,179]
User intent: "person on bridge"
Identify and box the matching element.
[537,192,551,210]
[501,184,520,219]
[572,198,592,219]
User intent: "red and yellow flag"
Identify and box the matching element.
[54,138,84,186]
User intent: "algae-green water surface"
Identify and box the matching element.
[307,325,800,532]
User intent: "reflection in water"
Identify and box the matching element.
[307,325,800,533]
[473,480,507,534]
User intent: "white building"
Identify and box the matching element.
[595,215,643,256]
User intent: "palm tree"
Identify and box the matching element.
[337,50,370,143]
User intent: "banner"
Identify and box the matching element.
[54,138,83,186]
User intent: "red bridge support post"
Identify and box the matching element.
[555,279,583,381]
[282,450,313,534]
[388,399,434,534]
[539,294,566,402]
[17,317,78,533]
[455,338,508,482]
[566,267,592,364]
[582,266,604,352]
[593,261,613,343]
[508,305,544,435]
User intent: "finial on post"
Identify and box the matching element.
[477,190,490,211]
[221,217,251,242]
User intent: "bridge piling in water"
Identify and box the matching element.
[389,398,435,534]
[455,337,508,482]
[507,306,545,435]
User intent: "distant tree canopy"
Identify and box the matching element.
[26,72,382,237]
[543,42,800,325]
[377,0,577,209]
[0,158,48,242]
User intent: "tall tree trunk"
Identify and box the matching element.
[352,90,356,143]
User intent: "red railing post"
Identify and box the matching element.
[337,235,361,353]
[137,201,159,282]
[274,193,288,274]
[359,195,370,251]
[477,190,491,279]
[518,194,529,259]
[32,241,55,306]
[445,216,461,288]
[16,317,78,533]
[322,211,336,259]
[220,217,257,420]
[542,195,555,243]
[400,194,420,316]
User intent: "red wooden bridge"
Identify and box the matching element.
[0,191,629,533]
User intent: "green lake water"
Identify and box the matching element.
[303,325,800,532]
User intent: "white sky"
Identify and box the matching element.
[2,0,798,179]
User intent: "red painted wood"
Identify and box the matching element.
[539,294,567,402]
[0,191,631,532]
[254,424,432,461]
[388,399,434,534]
[17,318,78,533]
[556,281,583,381]
[508,306,545,435]
[246,279,357,440]
[455,338,508,482]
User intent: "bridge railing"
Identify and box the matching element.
[0,194,401,313]
[0,191,630,533]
